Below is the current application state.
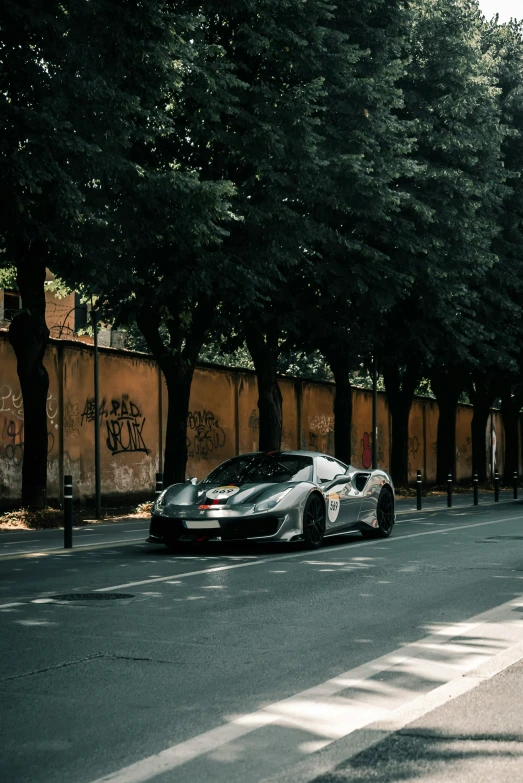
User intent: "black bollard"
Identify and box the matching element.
[494,471,500,502]
[416,470,422,511]
[473,473,479,506]
[155,472,164,497]
[514,471,518,501]
[64,474,73,549]
[447,473,453,508]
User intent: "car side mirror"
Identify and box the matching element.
[323,475,352,491]
[186,476,198,485]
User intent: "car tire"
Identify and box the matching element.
[376,486,395,538]
[361,486,395,539]
[302,493,326,549]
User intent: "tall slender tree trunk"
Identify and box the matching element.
[244,319,282,451]
[162,363,195,485]
[430,367,466,485]
[382,362,420,487]
[8,243,50,509]
[501,381,523,484]
[326,353,352,465]
[469,373,499,483]
[137,297,214,486]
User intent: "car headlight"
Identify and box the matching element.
[255,487,293,512]
[153,489,168,514]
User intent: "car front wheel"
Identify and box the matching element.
[302,494,326,549]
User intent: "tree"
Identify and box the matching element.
[380,0,506,485]
[1,1,215,506]
[485,20,523,483]
[242,0,416,456]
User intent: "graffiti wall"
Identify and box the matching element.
[0,330,510,506]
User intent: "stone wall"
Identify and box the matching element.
[0,332,509,506]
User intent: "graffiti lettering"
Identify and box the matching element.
[81,396,108,425]
[46,393,58,420]
[187,409,226,460]
[308,415,334,435]
[408,435,420,458]
[64,402,80,437]
[81,394,149,455]
[106,418,148,456]
[0,384,24,419]
[105,396,149,455]
[1,415,54,463]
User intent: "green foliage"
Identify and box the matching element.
[5,0,523,483]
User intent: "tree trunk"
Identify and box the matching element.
[244,319,282,451]
[162,363,195,485]
[8,244,50,509]
[382,362,420,487]
[501,381,523,484]
[469,373,499,483]
[430,367,466,485]
[137,297,214,486]
[326,353,352,465]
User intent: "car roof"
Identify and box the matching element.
[231,450,343,460]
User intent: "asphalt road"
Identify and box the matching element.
[1,499,523,783]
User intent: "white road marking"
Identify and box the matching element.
[1,539,43,546]
[86,593,523,783]
[0,538,145,559]
[96,514,523,592]
[396,518,426,523]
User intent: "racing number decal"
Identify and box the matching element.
[206,485,240,501]
[327,493,340,523]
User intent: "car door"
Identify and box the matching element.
[315,456,362,532]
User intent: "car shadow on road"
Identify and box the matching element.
[141,532,369,560]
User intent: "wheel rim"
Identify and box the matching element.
[306,497,325,545]
[377,491,394,533]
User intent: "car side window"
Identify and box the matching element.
[316,457,345,483]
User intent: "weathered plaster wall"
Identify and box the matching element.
[0,331,509,506]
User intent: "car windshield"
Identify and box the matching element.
[201,454,314,485]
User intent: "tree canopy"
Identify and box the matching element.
[3,0,523,504]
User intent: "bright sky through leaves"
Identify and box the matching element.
[478,0,521,23]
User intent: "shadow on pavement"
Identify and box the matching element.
[312,729,523,783]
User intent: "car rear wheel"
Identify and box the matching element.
[302,494,325,549]
[361,487,394,539]
[376,487,394,537]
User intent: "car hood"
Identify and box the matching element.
[156,481,306,509]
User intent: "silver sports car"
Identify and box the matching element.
[147,450,395,550]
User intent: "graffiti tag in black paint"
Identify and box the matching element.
[187,410,226,460]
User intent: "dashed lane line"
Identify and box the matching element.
[96,513,523,592]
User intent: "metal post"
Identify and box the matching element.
[155,472,164,497]
[490,407,494,486]
[92,307,102,519]
[494,471,500,502]
[416,469,422,511]
[447,473,452,508]
[473,473,479,506]
[372,356,378,470]
[514,471,518,501]
[64,474,73,548]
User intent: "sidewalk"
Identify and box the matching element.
[313,659,523,783]
[396,489,518,514]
